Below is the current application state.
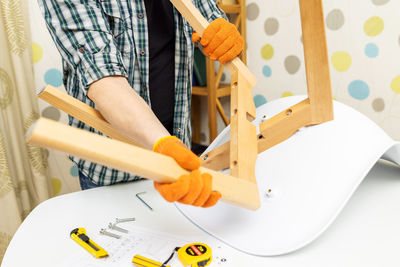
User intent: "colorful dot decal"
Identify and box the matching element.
[32,42,43,63]
[253,94,267,108]
[44,69,63,87]
[331,51,352,72]
[281,91,294,98]
[326,9,345,31]
[262,65,272,77]
[284,55,301,74]
[364,16,384,37]
[246,3,260,21]
[261,44,274,60]
[365,43,379,58]
[391,76,400,94]
[41,106,61,121]
[51,178,62,196]
[348,80,370,100]
[372,98,385,112]
[264,18,279,36]
[70,165,79,177]
[372,0,390,6]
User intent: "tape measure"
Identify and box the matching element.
[132,242,212,267]
[177,243,212,267]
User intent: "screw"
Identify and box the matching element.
[100,229,121,239]
[265,189,273,198]
[136,192,153,211]
[115,217,135,223]
[108,222,129,233]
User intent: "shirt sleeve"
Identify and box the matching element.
[37,0,127,92]
[194,0,228,22]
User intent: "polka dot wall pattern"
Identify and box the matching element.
[29,0,80,195]
[246,0,400,140]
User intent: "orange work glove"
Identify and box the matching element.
[153,136,221,207]
[154,170,221,207]
[192,18,243,64]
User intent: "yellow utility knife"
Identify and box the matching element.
[70,228,108,258]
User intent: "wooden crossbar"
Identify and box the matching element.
[26,118,260,210]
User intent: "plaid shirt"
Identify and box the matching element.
[38,0,226,185]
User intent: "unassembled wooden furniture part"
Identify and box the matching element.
[201,0,334,171]
[28,0,332,211]
[191,0,248,144]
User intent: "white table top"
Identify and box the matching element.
[2,160,400,267]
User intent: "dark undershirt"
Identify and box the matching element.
[144,0,175,134]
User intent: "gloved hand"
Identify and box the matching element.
[192,18,244,64]
[153,136,221,207]
[154,169,221,207]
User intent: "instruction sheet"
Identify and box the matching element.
[57,224,230,267]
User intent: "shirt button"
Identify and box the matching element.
[78,47,85,53]
[137,13,144,19]
[177,128,181,133]
[140,50,145,56]
[142,85,147,90]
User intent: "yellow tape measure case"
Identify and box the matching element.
[177,243,212,267]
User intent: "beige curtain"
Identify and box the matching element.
[0,0,52,262]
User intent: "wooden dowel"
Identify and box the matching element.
[27,118,261,210]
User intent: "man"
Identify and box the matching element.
[38,0,243,207]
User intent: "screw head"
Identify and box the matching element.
[265,189,273,198]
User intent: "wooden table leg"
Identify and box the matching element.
[206,58,218,143]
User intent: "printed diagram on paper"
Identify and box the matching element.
[57,225,230,267]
